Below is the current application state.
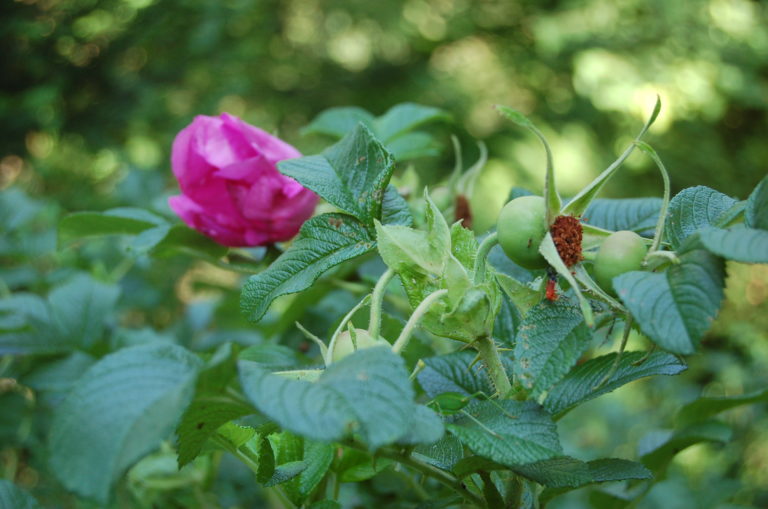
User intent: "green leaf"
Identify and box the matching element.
[614,250,725,354]
[58,207,166,247]
[0,274,119,354]
[278,123,394,224]
[381,185,413,227]
[665,186,738,250]
[337,448,394,482]
[562,96,661,217]
[514,456,592,488]
[417,351,496,399]
[676,388,768,428]
[373,103,450,142]
[514,299,593,396]
[494,273,541,316]
[746,175,768,230]
[0,480,42,509]
[22,351,95,393]
[264,461,307,487]
[375,191,450,275]
[544,351,687,418]
[48,274,120,349]
[413,435,464,471]
[176,397,253,468]
[493,290,521,349]
[694,225,768,263]
[447,400,562,467]
[238,347,443,449]
[538,458,652,503]
[268,432,333,502]
[301,107,375,138]
[240,213,374,322]
[386,131,441,160]
[49,343,202,504]
[150,224,229,260]
[450,223,478,270]
[640,420,732,472]
[584,198,662,236]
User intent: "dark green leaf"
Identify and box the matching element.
[278,124,394,224]
[150,224,229,260]
[381,185,414,227]
[514,299,592,396]
[58,208,165,247]
[240,213,374,323]
[47,274,120,349]
[746,175,768,230]
[665,186,737,249]
[413,435,464,471]
[176,397,253,468]
[640,420,732,472]
[0,480,42,509]
[447,400,562,467]
[544,351,687,418]
[238,347,443,449]
[264,461,307,487]
[676,388,768,428]
[694,225,768,263]
[238,344,301,370]
[584,198,662,236]
[301,107,375,138]
[417,351,496,399]
[22,351,95,393]
[0,274,119,354]
[514,456,592,488]
[337,449,393,482]
[615,250,725,354]
[539,458,652,503]
[49,343,202,504]
[493,290,521,349]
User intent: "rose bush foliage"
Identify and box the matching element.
[168,113,317,247]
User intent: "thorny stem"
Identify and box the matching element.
[368,268,395,339]
[392,289,448,353]
[474,334,513,398]
[595,314,634,389]
[472,232,498,283]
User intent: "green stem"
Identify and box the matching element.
[473,232,498,283]
[368,268,395,338]
[595,315,633,390]
[392,289,448,354]
[327,294,372,365]
[636,142,671,257]
[371,447,484,507]
[474,335,512,398]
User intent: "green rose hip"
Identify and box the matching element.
[593,230,648,294]
[497,195,548,269]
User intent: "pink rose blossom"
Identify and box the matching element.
[168,113,317,247]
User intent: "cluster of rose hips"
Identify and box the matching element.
[497,195,648,297]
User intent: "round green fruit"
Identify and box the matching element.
[331,328,386,362]
[497,195,548,269]
[593,230,648,294]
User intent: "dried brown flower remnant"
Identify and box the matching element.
[550,215,583,267]
[455,194,472,229]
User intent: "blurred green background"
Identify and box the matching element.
[2,0,767,507]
